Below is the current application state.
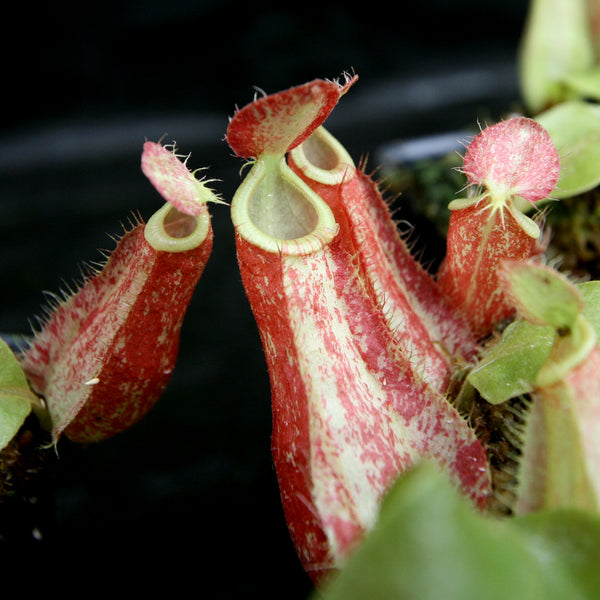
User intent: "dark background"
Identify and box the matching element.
[1,0,528,594]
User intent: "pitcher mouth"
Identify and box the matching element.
[290,126,355,186]
[231,154,339,255]
[144,202,211,253]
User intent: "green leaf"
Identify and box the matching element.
[515,509,600,599]
[500,261,584,330]
[317,463,544,600]
[468,270,600,406]
[317,463,600,600]
[536,101,600,198]
[481,262,597,392]
[467,320,555,404]
[0,337,35,451]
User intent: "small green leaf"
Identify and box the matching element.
[495,262,596,388]
[467,320,555,404]
[0,337,35,451]
[467,270,600,406]
[317,463,600,600]
[458,264,590,406]
[536,315,597,388]
[500,261,584,330]
[536,101,600,198]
